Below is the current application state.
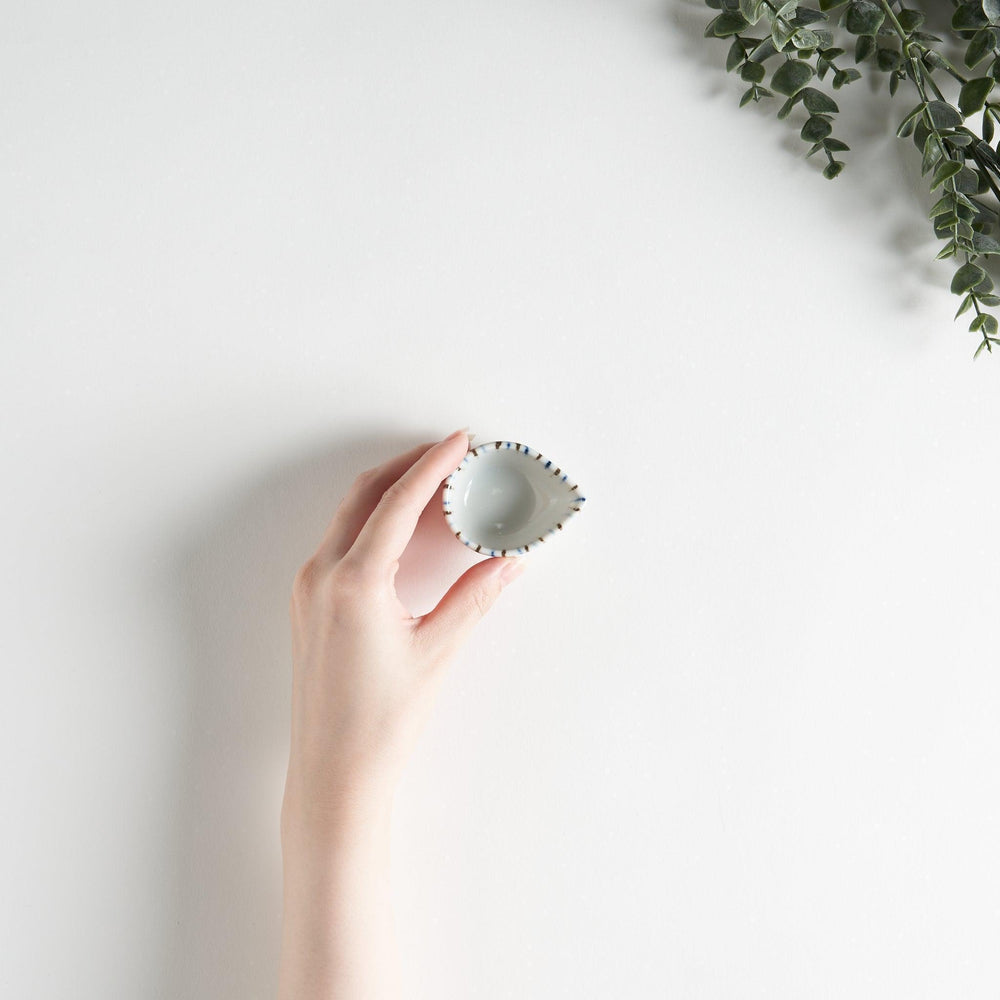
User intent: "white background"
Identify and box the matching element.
[3,1,999,997]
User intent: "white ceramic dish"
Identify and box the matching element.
[442,440,586,556]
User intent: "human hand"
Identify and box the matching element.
[281,429,528,840]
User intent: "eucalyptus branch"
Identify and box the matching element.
[702,0,1000,355]
[875,0,1000,354]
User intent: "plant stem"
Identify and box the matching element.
[972,149,1000,206]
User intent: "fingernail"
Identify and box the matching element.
[499,558,527,586]
[447,427,472,445]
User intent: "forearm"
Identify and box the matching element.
[277,430,520,997]
[278,778,401,1000]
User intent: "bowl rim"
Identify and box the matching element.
[441,439,586,557]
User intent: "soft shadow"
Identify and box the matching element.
[157,427,483,999]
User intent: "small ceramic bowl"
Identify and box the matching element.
[442,440,586,556]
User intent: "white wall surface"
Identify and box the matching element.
[3,1,999,997]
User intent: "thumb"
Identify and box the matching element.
[416,556,528,661]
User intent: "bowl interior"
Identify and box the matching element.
[448,446,574,551]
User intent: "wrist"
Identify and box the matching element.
[281,764,396,856]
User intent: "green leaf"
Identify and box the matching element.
[876,48,902,72]
[855,33,877,61]
[955,293,974,317]
[792,7,828,24]
[777,95,799,118]
[739,0,766,24]
[985,314,999,334]
[922,134,944,175]
[960,76,995,114]
[959,202,981,221]
[955,166,983,194]
[801,115,834,140]
[978,293,1000,305]
[823,137,850,151]
[823,159,845,178]
[986,0,1000,24]
[772,59,815,95]
[801,87,839,113]
[772,19,796,51]
[793,28,821,48]
[932,158,963,189]
[927,101,964,128]
[739,86,757,107]
[896,103,926,138]
[750,37,779,61]
[844,0,884,34]
[952,3,988,31]
[714,11,751,35]
[965,28,995,68]
[974,338,990,358]
[984,106,996,142]
[937,241,958,259]
[929,195,954,218]
[952,261,987,292]
[727,39,747,70]
[897,8,925,30]
[973,231,1000,253]
[832,67,862,88]
[818,0,848,9]
[741,60,767,81]
[970,313,989,331]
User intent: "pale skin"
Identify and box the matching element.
[279,428,527,999]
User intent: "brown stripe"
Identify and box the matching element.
[472,448,479,457]
[570,484,578,491]
[538,536,545,544]
[502,550,506,557]
[475,544,482,553]
[455,531,462,539]
[495,441,501,449]
[553,468,560,476]
[524,543,531,551]
[571,507,581,511]
[557,523,563,530]
[515,443,521,452]
[534,453,542,460]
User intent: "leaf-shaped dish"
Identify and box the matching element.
[442,440,586,557]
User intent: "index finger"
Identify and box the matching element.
[342,429,472,571]
[314,440,438,564]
